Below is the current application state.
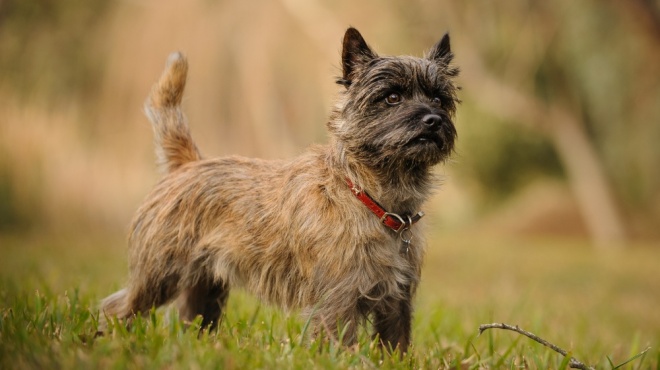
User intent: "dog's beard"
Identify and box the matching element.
[346,111,456,171]
[402,120,456,162]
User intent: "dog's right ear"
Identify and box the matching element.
[338,27,377,87]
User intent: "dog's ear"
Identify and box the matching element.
[426,33,453,65]
[339,27,377,87]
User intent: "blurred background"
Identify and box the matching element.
[1,0,659,248]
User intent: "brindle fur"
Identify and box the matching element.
[101,28,459,353]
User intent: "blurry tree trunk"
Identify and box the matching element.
[548,108,627,248]
[457,42,627,249]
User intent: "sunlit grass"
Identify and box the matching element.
[1,232,658,369]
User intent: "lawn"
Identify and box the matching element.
[1,231,658,369]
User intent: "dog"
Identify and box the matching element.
[101,27,459,353]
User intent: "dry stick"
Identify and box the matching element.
[478,323,594,370]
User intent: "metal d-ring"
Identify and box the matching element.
[400,228,413,244]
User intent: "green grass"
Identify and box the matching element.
[1,232,658,369]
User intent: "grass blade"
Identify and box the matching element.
[612,347,651,369]
[558,351,572,369]
[606,355,616,369]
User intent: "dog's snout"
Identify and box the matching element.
[421,114,442,130]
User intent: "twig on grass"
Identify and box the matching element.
[478,322,594,370]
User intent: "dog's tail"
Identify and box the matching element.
[144,52,202,174]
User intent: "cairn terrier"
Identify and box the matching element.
[101,27,459,353]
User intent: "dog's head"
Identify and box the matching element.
[329,28,459,175]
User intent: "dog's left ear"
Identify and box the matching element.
[426,33,453,65]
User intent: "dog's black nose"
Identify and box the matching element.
[422,114,442,130]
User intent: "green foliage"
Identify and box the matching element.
[456,108,564,201]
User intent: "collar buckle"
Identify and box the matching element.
[346,177,424,234]
[380,212,407,233]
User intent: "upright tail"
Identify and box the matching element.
[144,52,202,174]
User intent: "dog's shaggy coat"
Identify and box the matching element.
[101,27,459,352]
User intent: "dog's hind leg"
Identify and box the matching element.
[100,269,182,328]
[176,276,230,331]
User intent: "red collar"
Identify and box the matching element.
[346,177,424,233]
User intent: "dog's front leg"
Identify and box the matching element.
[372,288,412,354]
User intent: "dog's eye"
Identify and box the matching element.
[431,97,442,105]
[385,93,403,105]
